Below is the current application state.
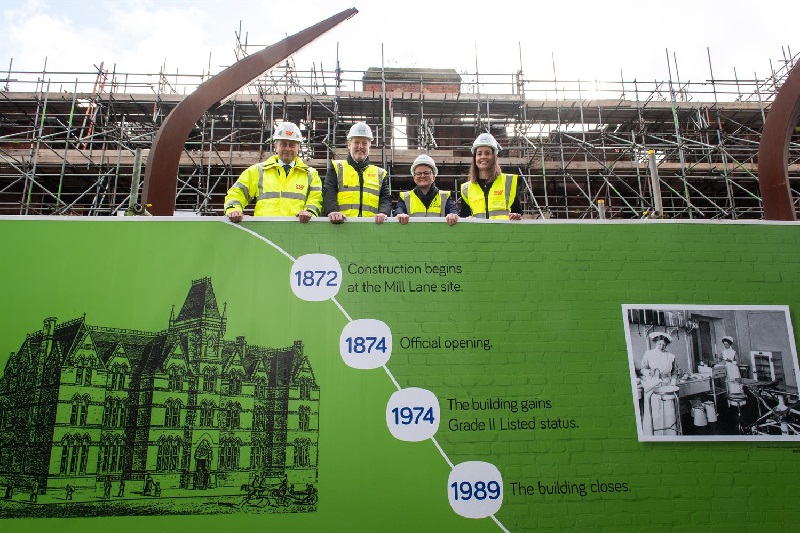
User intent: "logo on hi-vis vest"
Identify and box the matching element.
[494,190,503,196]
[296,184,305,190]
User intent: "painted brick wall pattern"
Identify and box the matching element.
[0,218,798,532]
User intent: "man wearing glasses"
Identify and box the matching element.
[394,154,458,226]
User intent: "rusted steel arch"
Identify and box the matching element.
[142,8,358,216]
[757,60,800,221]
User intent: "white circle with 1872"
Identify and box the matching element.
[339,319,392,369]
[289,254,342,301]
[386,387,440,442]
[447,461,504,519]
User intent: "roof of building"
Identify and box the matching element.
[362,67,461,84]
[176,277,222,322]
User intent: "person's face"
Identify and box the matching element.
[348,137,371,162]
[656,338,668,351]
[474,146,495,173]
[413,165,435,190]
[723,340,732,348]
[275,140,299,164]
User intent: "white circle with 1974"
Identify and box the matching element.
[289,253,342,301]
[386,387,440,442]
[448,461,504,519]
[339,319,392,369]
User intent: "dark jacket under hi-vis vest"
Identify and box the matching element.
[333,160,388,217]
[401,190,450,217]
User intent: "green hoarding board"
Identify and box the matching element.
[1,217,799,532]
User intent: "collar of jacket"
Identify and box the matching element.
[346,153,371,174]
[263,154,307,170]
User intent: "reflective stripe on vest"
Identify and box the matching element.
[335,161,385,217]
[224,181,252,211]
[250,162,315,216]
[460,174,516,219]
[402,190,449,217]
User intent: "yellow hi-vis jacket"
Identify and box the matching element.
[401,190,450,217]
[224,155,322,217]
[460,174,518,219]
[332,160,387,217]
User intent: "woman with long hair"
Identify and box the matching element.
[459,133,523,220]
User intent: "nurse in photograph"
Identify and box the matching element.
[720,336,744,394]
[640,332,678,435]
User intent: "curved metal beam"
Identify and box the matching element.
[757,61,800,220]
[142,8,358,216]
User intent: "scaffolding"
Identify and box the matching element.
[1,43,798,219]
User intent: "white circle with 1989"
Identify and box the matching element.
[339,319,392,369]
[447,461,504,519]
[289,254,342,301]
[386,387,440,442]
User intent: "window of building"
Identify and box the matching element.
[205,335,217,356]
[219,438,241,471]
[60,434,90,475]
[250,439,267,470]
[164,399,182,428]
[202,367,217,392]
[200,401,215,427]
[253,407,266,431]
[228,403,241,429]
[254,378,267,400]
[70,395,89,426]
[168,367,183,392]
[294,438,311,467]
[98,435,124,473]
[299,378,312,401]
[228,372,242,395]
[156,436,182,472]
[75,364,92,385]
[103,398,126,428]
[299,405,311,432]
[108,366,127,391]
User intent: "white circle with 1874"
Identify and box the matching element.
[339,319,392,369]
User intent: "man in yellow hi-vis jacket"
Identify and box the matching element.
[224,122,322,223]
[323,122,391,224]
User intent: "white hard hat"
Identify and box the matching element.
[471,132,500,154]
[410,154,438,177]
[273,122,303,143]
[347,122,374,141]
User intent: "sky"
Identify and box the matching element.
[1,0,799,91]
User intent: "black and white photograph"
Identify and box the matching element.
[622,305,800,442]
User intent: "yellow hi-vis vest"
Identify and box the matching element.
[224,155,322,217]
[333,160,387,217]
[460,174,517,219]
[401,190,450,217]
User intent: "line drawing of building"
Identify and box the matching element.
[0,277,320,515]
